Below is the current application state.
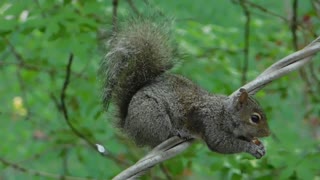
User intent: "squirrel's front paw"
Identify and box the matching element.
[247,143,265,159]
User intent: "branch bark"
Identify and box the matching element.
[112,137,193,180]
[230,36,320,96]
[239,0,251,85]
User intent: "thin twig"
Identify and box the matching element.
[291,0,298,50]
[0,157,94,180]
[239,0,251,84]
[242,0,317,37]
[242,0,288,22]
[59,54,129,166]
[126,0,140,15]
[49,92,62,111]
[4,38,24,64]
[311,0,320,18]
[308,62,320,88]
[290,0,312,113]
[159,163,173,180]
[62,148,70,176]
[60,53,95,146]
[112,0,119,32]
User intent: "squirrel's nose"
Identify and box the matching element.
[259,128,271,137]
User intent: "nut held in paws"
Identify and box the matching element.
[252,138,261,145]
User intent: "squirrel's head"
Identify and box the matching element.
[226,88,270,142]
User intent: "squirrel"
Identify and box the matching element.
[99,17,271,159]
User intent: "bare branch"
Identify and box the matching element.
[60,54,96,147]
[0,157,93,180]
[59,54,101,149]
[291,0,299,50]
[126,0,140,15]
[112,0,119,32]
[60,54,73,121]
[290,0,311,117]
[245,0,317,37]
[242,0,288,22]
[159,163,173,180]
[112,137,193,180]
[308,62,320,88]
[59,54,129,166]
[230,36,320,96]
[259,37,320,77]
[239,0,251,84]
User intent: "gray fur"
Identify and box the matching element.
[100,19,270,159]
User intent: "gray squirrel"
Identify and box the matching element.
[99,17,270,159]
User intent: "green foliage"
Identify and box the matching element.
[0,0,320,179]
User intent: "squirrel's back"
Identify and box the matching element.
[99,17,178,126]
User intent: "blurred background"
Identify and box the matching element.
[0,0,320,179]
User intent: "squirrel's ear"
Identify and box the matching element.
[238,88,248,105]
[227,88,249,110]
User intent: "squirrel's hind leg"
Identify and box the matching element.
[124,94,173,147]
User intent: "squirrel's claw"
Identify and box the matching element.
[248,142,266,159]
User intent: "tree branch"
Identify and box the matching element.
[291,0,299,50]
[239,0,251,84]
[0,157,93,180]
[112,0,119,32]
[60,54,97,148]
[126,0,140,15]
[59,54,129,166]
[112,137,193,179]
[242,0,288,22]
[230,36,320,96]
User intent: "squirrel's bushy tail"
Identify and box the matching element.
[99,17,177,125]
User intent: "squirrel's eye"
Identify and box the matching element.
[250,113,261,124]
